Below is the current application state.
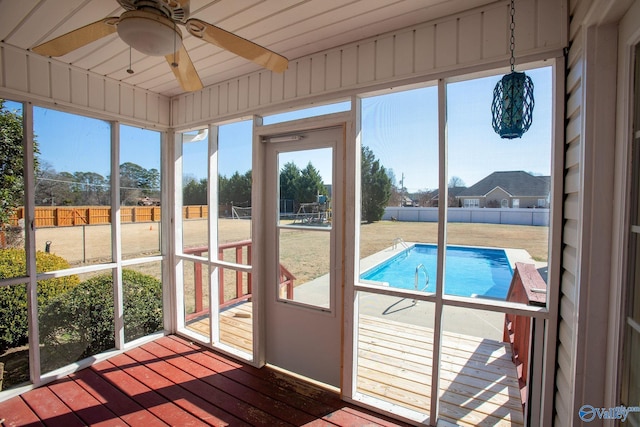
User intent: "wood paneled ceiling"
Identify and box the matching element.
[1,0,498,97]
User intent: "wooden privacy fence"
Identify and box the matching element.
[9,205,213,227]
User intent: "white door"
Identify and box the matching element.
[263,125,344,387]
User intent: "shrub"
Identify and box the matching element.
[39,269,163,361]
[0,224,24,249]
[0,249,79,351]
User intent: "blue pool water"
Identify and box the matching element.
[360,244,513,299]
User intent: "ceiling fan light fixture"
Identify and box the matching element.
[117,10,181,56]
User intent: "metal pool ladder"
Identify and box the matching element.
[414,263,429,293]
[392,237,408,249]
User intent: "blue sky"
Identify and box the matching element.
[4,65,551,192]
[362,66,551,191]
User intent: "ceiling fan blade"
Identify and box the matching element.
[32,17,119,57]
[185,19,288,73]
[166,44,203,92]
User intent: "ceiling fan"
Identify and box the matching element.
[31,0,289,92]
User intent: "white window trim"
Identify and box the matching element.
[463,198,479,208]
[606,6,640,413]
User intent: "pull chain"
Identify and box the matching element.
[171,21,178,68]
[509,0,516,72]
[126,46,134,74]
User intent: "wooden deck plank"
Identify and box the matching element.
[158,336,409,426]
[187,303,523,426]
[0,335,409,427]
[1,296,524,427]
[359,315,514,364]
[358,337,519,382]
[128,344,297,426]
[355,314,524,426]
[123,347,253,427]
[0,395,44,427]
[48,377,126,427]
[155,337,343,419]
[108,352,243,427]
[20,387,86,427]
[187,304,254,353]
[71,368,168,427]
[93,358,209,427]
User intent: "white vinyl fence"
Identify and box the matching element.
[383,207,550,226]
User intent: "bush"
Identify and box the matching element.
[0,224,24,249]
[0,249,79,351]
[39,269,163,361]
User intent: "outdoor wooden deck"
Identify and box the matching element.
[357,314,524,427]
[187,303,524,426]
[0,304,522,426]
[0,335,409,427]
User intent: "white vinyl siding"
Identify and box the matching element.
[0,44,170,128]
[554,1,585,423]
[556,1,624,424]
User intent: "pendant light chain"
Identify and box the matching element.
[491,0,534,139]
[509,0,516,72]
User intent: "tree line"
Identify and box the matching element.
[2,98,393,229]
[35,161,161,207]
[182,147,392,223]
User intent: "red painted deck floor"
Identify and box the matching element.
[0,335,411,427]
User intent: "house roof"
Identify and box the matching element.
[457,171,550,198]
[430,186,467,200]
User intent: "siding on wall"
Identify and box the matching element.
[171,0,567,128]
[0,43,170,128]
[553,0,629,425]
[554,2,586,425]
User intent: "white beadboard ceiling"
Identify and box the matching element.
[0,0,498,97]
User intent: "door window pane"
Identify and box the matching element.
[277,148,332,308]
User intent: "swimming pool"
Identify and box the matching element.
[360,244,513,299]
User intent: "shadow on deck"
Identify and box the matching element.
[187,302,524,426]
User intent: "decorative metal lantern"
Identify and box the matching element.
[491,71,534,138]
[491,0,534,139]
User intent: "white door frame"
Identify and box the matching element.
[252,112,351,388]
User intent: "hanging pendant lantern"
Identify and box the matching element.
[491,0,534,139]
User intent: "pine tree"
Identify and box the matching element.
[361,146,391,223]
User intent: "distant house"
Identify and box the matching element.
[428,186,467,207]
[400,195,417,207]
[456,171,550,209]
